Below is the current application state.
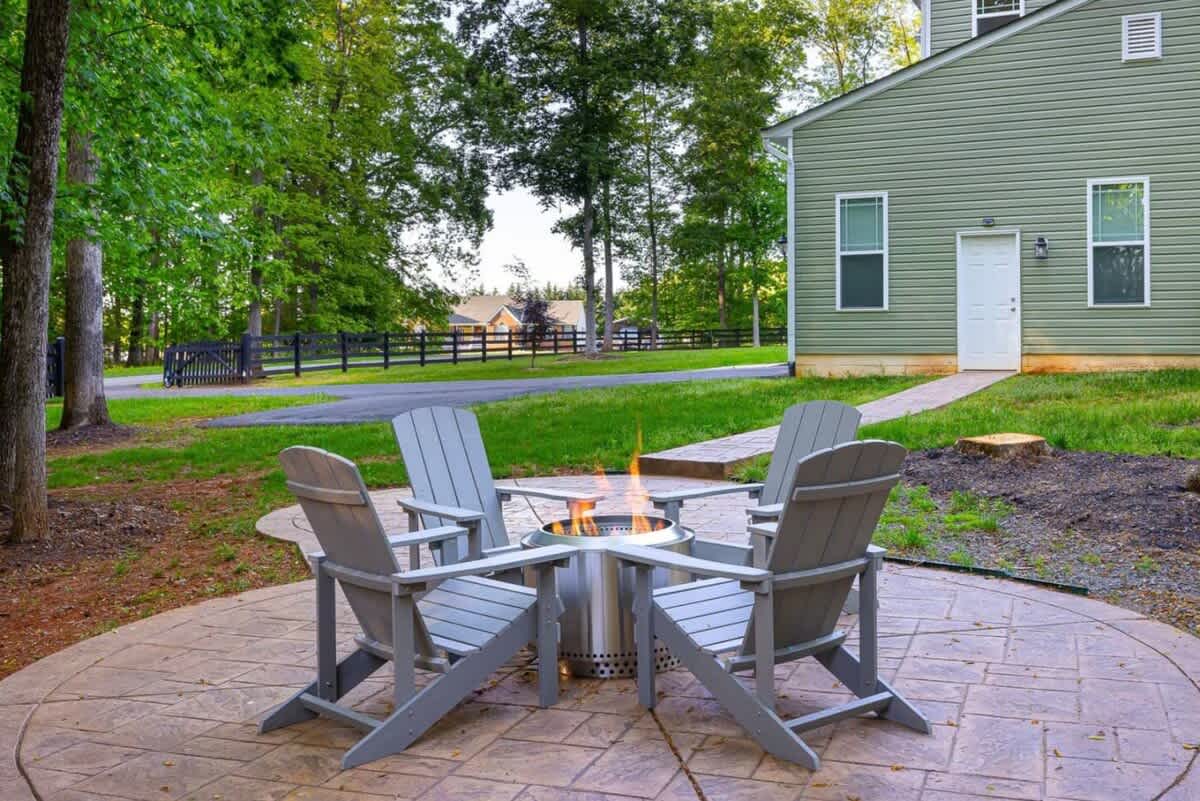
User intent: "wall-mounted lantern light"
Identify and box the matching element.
[1033,237,1050,260]
[776,234,788,257]
[982,217,996,227]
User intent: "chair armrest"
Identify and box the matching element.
[495,485,604,504]
[610,543,769,588]
[747,522,778,540]
[649,483,763,506]
[385,525,467,549]
[398,497,486,523]
[394,544,576,592]
[747,503,783,524]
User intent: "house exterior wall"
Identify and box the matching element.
[930,0,1058,54]
[790,0,1200,373]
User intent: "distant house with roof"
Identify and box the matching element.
[449,295,587,346]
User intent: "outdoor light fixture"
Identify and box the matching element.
[776,233,788,256]
[1034,237,1050,259]
[982,217,996,227]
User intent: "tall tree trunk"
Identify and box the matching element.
[581,193,598,356]
[601,179,614,352]
[109,296,121,364]
[60,130,110,429]
[272,299,283,335]
[125,290,145,367]
[247,267,263,336]
[752,287,760,347]
[716,247,728,328]
[0,0,71,541]
[147,312,160,362]
[641,93,660,350]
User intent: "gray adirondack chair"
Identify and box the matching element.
[612,440,930,770]
[649,400,861,533]
[261,446,573,769]
[392,407,602,566]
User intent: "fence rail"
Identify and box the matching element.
[160,326,784,388]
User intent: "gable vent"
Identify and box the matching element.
[1123,13,1163,61]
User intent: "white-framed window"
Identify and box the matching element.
[1123,13,1163,61]
[1087,178,1150,307]
[836,192,888,311]
[973,0,1024,37]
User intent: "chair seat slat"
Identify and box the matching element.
[654,578,743,608]
[676,603,753,635]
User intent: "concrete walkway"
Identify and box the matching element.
[3,474,1196,801]
[106,363,788,426]
[639,371,1015,479]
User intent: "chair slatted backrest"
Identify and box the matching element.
[279,446,435,656]
[761,401,862,507]
[741,440,905,656]
[392,407,509,558]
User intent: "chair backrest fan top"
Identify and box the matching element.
[762,401,862,505]
[392,407,508,553]
[279,446,407,649]
[744,440,904,656]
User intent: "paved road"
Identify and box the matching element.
[106,363,788,426]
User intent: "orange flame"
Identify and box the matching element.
[628,426,655,534]
[550,519,565,536]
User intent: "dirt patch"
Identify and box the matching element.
[47,423,138,453]
[898,448,1200,634]
[0,480,309,680]
[905,448,1200,550]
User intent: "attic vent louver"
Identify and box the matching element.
[1123,13,1163,61]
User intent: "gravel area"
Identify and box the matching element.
[897,447,1200,635]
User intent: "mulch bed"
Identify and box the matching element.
[901,447,1200,634]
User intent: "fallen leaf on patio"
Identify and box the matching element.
[890,764,905,772]
[162,760,174,767]
[1087,735,1106,741]
[1183,743,1198,751]
[1053,748,1062,758]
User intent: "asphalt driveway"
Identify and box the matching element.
[106,363,788,426]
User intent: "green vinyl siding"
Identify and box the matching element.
[931,0,1060,54]
[790,0,1200,357]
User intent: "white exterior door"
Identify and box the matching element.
[957,233,1021,371]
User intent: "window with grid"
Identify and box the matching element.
[974,0,1024,36]
[1088,180,1150,306]
[837,194,887,310]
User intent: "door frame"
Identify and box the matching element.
[955,229,1022,372]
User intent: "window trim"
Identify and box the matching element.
[1087,177,1151,308]
[972,0,1026,38]
[1122,12,1163,61]
[835,191,889,312]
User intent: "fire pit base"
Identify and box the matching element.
[522,514,694,679]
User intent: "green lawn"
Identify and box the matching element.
[241,344,788,388]
[50,374,921,498]
[862,369,1200,459]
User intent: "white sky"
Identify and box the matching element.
[462,187,618,294]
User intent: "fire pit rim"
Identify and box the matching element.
[521,513,691,551]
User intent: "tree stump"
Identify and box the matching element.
[955,433,1049,459]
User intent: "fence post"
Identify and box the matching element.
[383,331,390,369]
[481,330,488,363]
[293,333,302,377]
[451,330,458,365]
[552,330,559,355]
[239,333,252,382]
[419,331,426,366]
[339,331,348,372]
[507,330,513,360]
[571,330,578,354]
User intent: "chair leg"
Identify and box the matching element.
[652,606,820,769]
[341,606,539,769]
[816,646,931,735]
[633,566,656,709]
[260,648,385,733]
[535,565,559,708]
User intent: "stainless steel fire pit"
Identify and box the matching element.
[521,514,693,678]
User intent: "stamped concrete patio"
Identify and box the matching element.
[3,474,1198,801]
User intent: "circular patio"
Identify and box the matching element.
[3,474,1197,801]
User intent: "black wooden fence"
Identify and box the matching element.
[161,326,785,388]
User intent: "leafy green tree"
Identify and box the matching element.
[459,0,641,354]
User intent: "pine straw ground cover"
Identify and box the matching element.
[0,373,922,678]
